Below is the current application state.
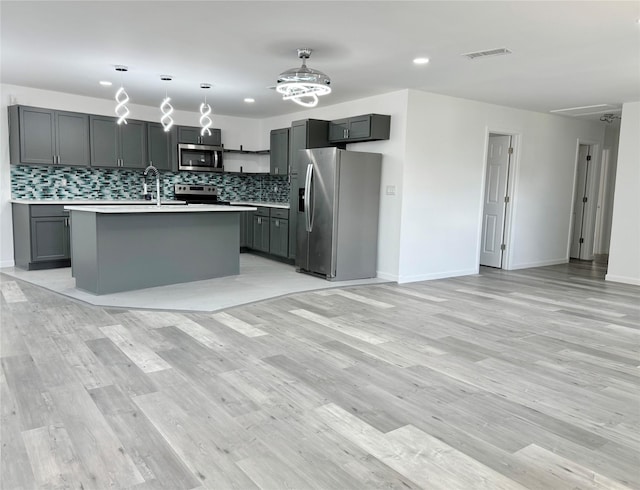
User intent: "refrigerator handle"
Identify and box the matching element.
[304,162,313,232]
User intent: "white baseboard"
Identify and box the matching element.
[605,274,640,286]
[397,268,478,284]
[0,259,15,268]
[376,271,399,282]
[507,258,567,270]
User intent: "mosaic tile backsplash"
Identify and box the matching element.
[11,165,290,202]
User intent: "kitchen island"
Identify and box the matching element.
[64,204,256,294]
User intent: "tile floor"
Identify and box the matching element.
[0,253,388,312]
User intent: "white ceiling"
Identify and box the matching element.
[1,1,638,119]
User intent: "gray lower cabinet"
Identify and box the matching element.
[12,203,71,270]
[328,114,391,143]
[240,210,255,248]
[252,215,270,253]
[269,217,289,257]
[90,115,146,168]
[244,207,290,258]
[9,105,90,166]
[147,123,177,171]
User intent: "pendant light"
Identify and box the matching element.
[276,48,331,108]
[114,65,130,125]
[199,83,213,136]
[159,75,174,132]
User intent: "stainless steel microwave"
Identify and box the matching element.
[178,144,224,172]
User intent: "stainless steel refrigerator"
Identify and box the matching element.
[296,147,382,280]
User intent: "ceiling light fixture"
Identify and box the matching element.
[276,48,331,108]
[413,57,430,65]
[159,75,174,132]
[199,83,213,136]
[100,80,112,86]
[244,98,255,103]
[114,65,130,125]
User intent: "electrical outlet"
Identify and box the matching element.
[385,185,396,195]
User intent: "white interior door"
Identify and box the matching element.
[480,135,511,268]
[593,149,609,254]
[570,144,590,259]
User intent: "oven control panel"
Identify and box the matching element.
[174,184,218,195]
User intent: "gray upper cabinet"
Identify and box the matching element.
[328,114,391,143]
[8,105,90,166]
[252,213,270,253]
[177,126,221,146]
[289,119,330,175]
[90,115,146,168]
[147,123,177,171]
[270,128,289,175]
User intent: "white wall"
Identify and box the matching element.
[260,90,409,281]
[606,101,640,286]
[397,90,605,282]
[0,83,265,267]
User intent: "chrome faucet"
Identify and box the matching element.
[143,164,161,206]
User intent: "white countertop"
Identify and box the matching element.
[64,204,257,214]
[12,199,187,205]
[230,201,290,209]
[12,199,289,209]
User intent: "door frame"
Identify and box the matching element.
[477,128,520,271]
[567,139,601,261]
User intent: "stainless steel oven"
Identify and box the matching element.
[178,144,224,172]
[174,184,230,204]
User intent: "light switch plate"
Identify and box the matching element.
[385,185,396,195]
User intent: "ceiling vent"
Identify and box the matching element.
[462,47,512,60]
[549,104,620,117]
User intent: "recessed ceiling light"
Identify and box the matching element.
[413,57,430,65]
[244,98,255,103]
[99,80,112,86]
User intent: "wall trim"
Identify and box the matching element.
[397,268,477,284]
[0,260,15,268]
[605,274,640,286]
[377,271,399,283]
[507,258,567,270]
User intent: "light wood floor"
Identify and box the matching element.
[1,260,638,489]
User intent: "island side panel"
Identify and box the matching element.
[91,211,240,294]
[70,211,99,292]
